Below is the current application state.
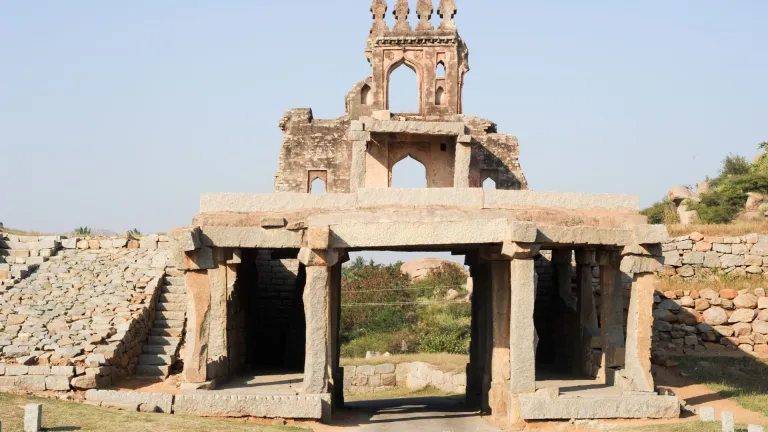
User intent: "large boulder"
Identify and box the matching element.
[697,181,712,195]
[746,193,765,212]
[668,185,700,205]
[703,307,728,325]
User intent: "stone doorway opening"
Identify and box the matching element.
[215,248,307,394]
[335,249,472,411]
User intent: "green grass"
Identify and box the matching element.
[675,356,768,417]
[0,392,306,432]
[626,422,748,432]
[344,385,460,402]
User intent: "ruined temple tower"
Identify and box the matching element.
[274,0,527,193]
[170,0,680,426]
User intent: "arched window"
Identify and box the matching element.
[483,177,497,190]
[388,64,419,113]
[310,177,326,194]
[361,84,372,105]
[435,86,444,106]
[436,61,446,78]
[391,156,427,188]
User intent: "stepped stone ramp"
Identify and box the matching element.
[0,247,166,386]
[136,270,186,380]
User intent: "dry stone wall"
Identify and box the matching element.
[652,287,768,360]
[661,233,768,278]
[0,234,63,284]
[343,361,467,395]
[0,236,169,393]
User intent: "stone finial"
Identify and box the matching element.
[437,0,457,29]
[393,0,412,32]
[416,0,435,31]
[370,0,389,35]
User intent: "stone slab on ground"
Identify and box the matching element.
[85,389,174,414]
[173,394,325,419]
[24,403,42,432]
[518,395,681,420]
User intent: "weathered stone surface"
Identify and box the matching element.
[303,266,331,394]
[735,294,759,309]
[183,271,211,383]
[85,390,173,413]
[174,394,323,419]
[25,403,42,432]
[45,376,71,391]
[729,309,757,323]
[519,395,680,419]
[704,307,728,325]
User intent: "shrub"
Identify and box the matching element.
[341,260,416,345]
[691,185,747,224]
[720,154,750,177]
[641,199,679,224]
[415,303,471,355]
[410,262,468,298]
[74,226,91,235]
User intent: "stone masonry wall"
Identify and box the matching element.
[0,236,169,393]
[343,361,467,395]
[661,233,768,278]
[652,287,768,360]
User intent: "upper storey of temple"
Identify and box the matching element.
[346,0,468,119]
[274,1,527,194]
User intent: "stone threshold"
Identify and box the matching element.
[518,394,681,420]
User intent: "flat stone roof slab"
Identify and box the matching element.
[200,189,641,214]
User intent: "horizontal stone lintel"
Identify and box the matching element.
[199,220,639,249]
[200,190,642,214]
[363,119,467,135]
[519,395,680,420]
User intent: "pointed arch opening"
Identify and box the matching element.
[391,155,427,188]
[388,63,419,114]
[435,86,445,106]
[310,178,326,194]
[361,84,373,105]
[483,177,497,190]
[436,61,446,78]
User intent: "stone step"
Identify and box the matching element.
[142,345,177,355]
[150,328,183,337]
[159,293,186,303]
[164,276,185,286]
[139,354,173,366]
[161,285,186,294]
[135,365,169,377]
[165,268,184,277]
[154,311,185,321]
[147,336,181,346]
[156,302,186,312]
[153,319,185,329]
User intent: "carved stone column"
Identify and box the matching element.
[576,248,599,376]
[598,249,625,385]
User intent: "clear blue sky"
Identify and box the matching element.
[1,1,766,236]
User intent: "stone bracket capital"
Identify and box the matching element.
[299,248,340,267]
[575,248,596,266]
[597,249,621,267]
[501,241,541,260]
[305,226,330,250]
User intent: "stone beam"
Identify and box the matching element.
[199,226,302,249]
[536,226,634,246]
[363,119,467,135]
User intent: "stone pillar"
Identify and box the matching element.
[184,270,211,383]
[465,254,490,411]
[453,135,471,188]
[206,249,231,380]
[349,129,370,191]
[489,260,511,418]
[622,269,657,392]
[598,250,625,385]
[302,265,331,394]
[298,247,340,395]
[508,254,537,394]
[329,257,346,408]
[576,249,599,376]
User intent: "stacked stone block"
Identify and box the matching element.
[343,361,467,395]
[652,287,768,356]
[0,234,62,287]
[662,233,768,278]
[0,240,168,393]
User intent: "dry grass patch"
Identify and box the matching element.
[667,221,768,237]
[340,353,469,374]
[0,392,303,432]
[626,422,746,431]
